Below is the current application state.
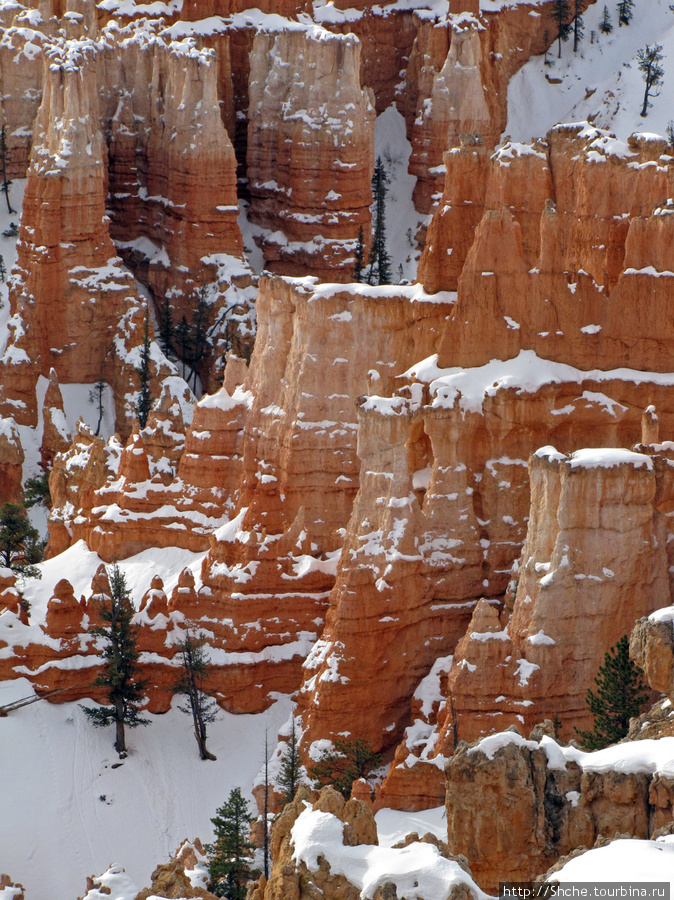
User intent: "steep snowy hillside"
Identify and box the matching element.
[508,0,674,141]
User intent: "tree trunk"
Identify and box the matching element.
[641,82,650,117]
[115,701,126,757]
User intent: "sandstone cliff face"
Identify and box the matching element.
[247,24,375,281]
[420,126,674,373]
[294,364,674,759]
[406,2,570,213]
[630,611,674,698]
[0,34,170,434]
[445,730,674,892]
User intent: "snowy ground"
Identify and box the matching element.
[0,676,293,898]
[507,0,674,143]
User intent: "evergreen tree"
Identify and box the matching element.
[88,378,106,437]
[135,306,152,428]
[551,0,571,57]
[1,222,18,239]
[173,631,218,761]
[0,502,43,577]
[0,254,6,283]
[309,736,381,800]
[617,0,635,25]
[667,120,674,150]
[24,471,50,510]
[0,126,15,216]
[637,44,665,117]
[572,0,584,51]
[353,225,365,283]
[367,157,392,286]
[158,295,174,358]
[599,5,613,32]
[190,287,211,393]
[176,314,193,381]
[206,788,254,900]
[262,730,270,880]
[277,718,301,806]
[575,635,649,750]
[81,565,149,757]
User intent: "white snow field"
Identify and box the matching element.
[507,0,674,143]
[0,675,293,897]
[548,836,674,884]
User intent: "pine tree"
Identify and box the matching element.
[135,305,152,428]
[88,377,106,437]
[667,120,674,150]
[637,44,665,117]
[24,471,51,510]
[551,0,572,57]
[0,125,15,216]
[190,287,211,393]
[353,225,365,283]
[309,736,382,800]
[367,157,392,286]
[0,502,43,577]
[262,730,270,880]
[617,0,635,26]
[572,0,584,52]
[575,635,649,750]
[0,254,6,283]
[158,295,174,358]
[206,788,254,900]
[277,718,301,806]
[173,631,218,761]
[599,4,613,32]
[81,565,149,757]
[176,314,193,381]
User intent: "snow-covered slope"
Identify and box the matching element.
[507,0,674,142]
[0,676,292,897]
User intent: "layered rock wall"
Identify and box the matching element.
[446,731,674,891]
[247,25,375,280]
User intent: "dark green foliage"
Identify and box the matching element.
[24,471,50,510]
[617,0,634,25]
[599,5,613,32]
[0,501,43,577]
[572,0,584,51]
[367,157,391,286]
[135,306,152,429]
[551,0,571,57]
[176,315,192,381]
[190,287,212,392]
[575,635,649,750]
[667,120,674,150]
[88,378,107,437]
[206,788,254,899]
[1,222,18,238]
[80,565,149,757]
[174,631,218,760]
[637,44,665,117]
[353,225,365,283]
[308,736,382,800]
[158,295,174,358]
[0,126,15,216]
[0,254,6,282]
[277,719,301,806]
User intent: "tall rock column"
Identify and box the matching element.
[247,25,375,281]
[0,37,163,433]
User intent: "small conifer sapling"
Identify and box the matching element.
[206,788,254,899]
[135,305,152,428]
[575,635,649,750]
